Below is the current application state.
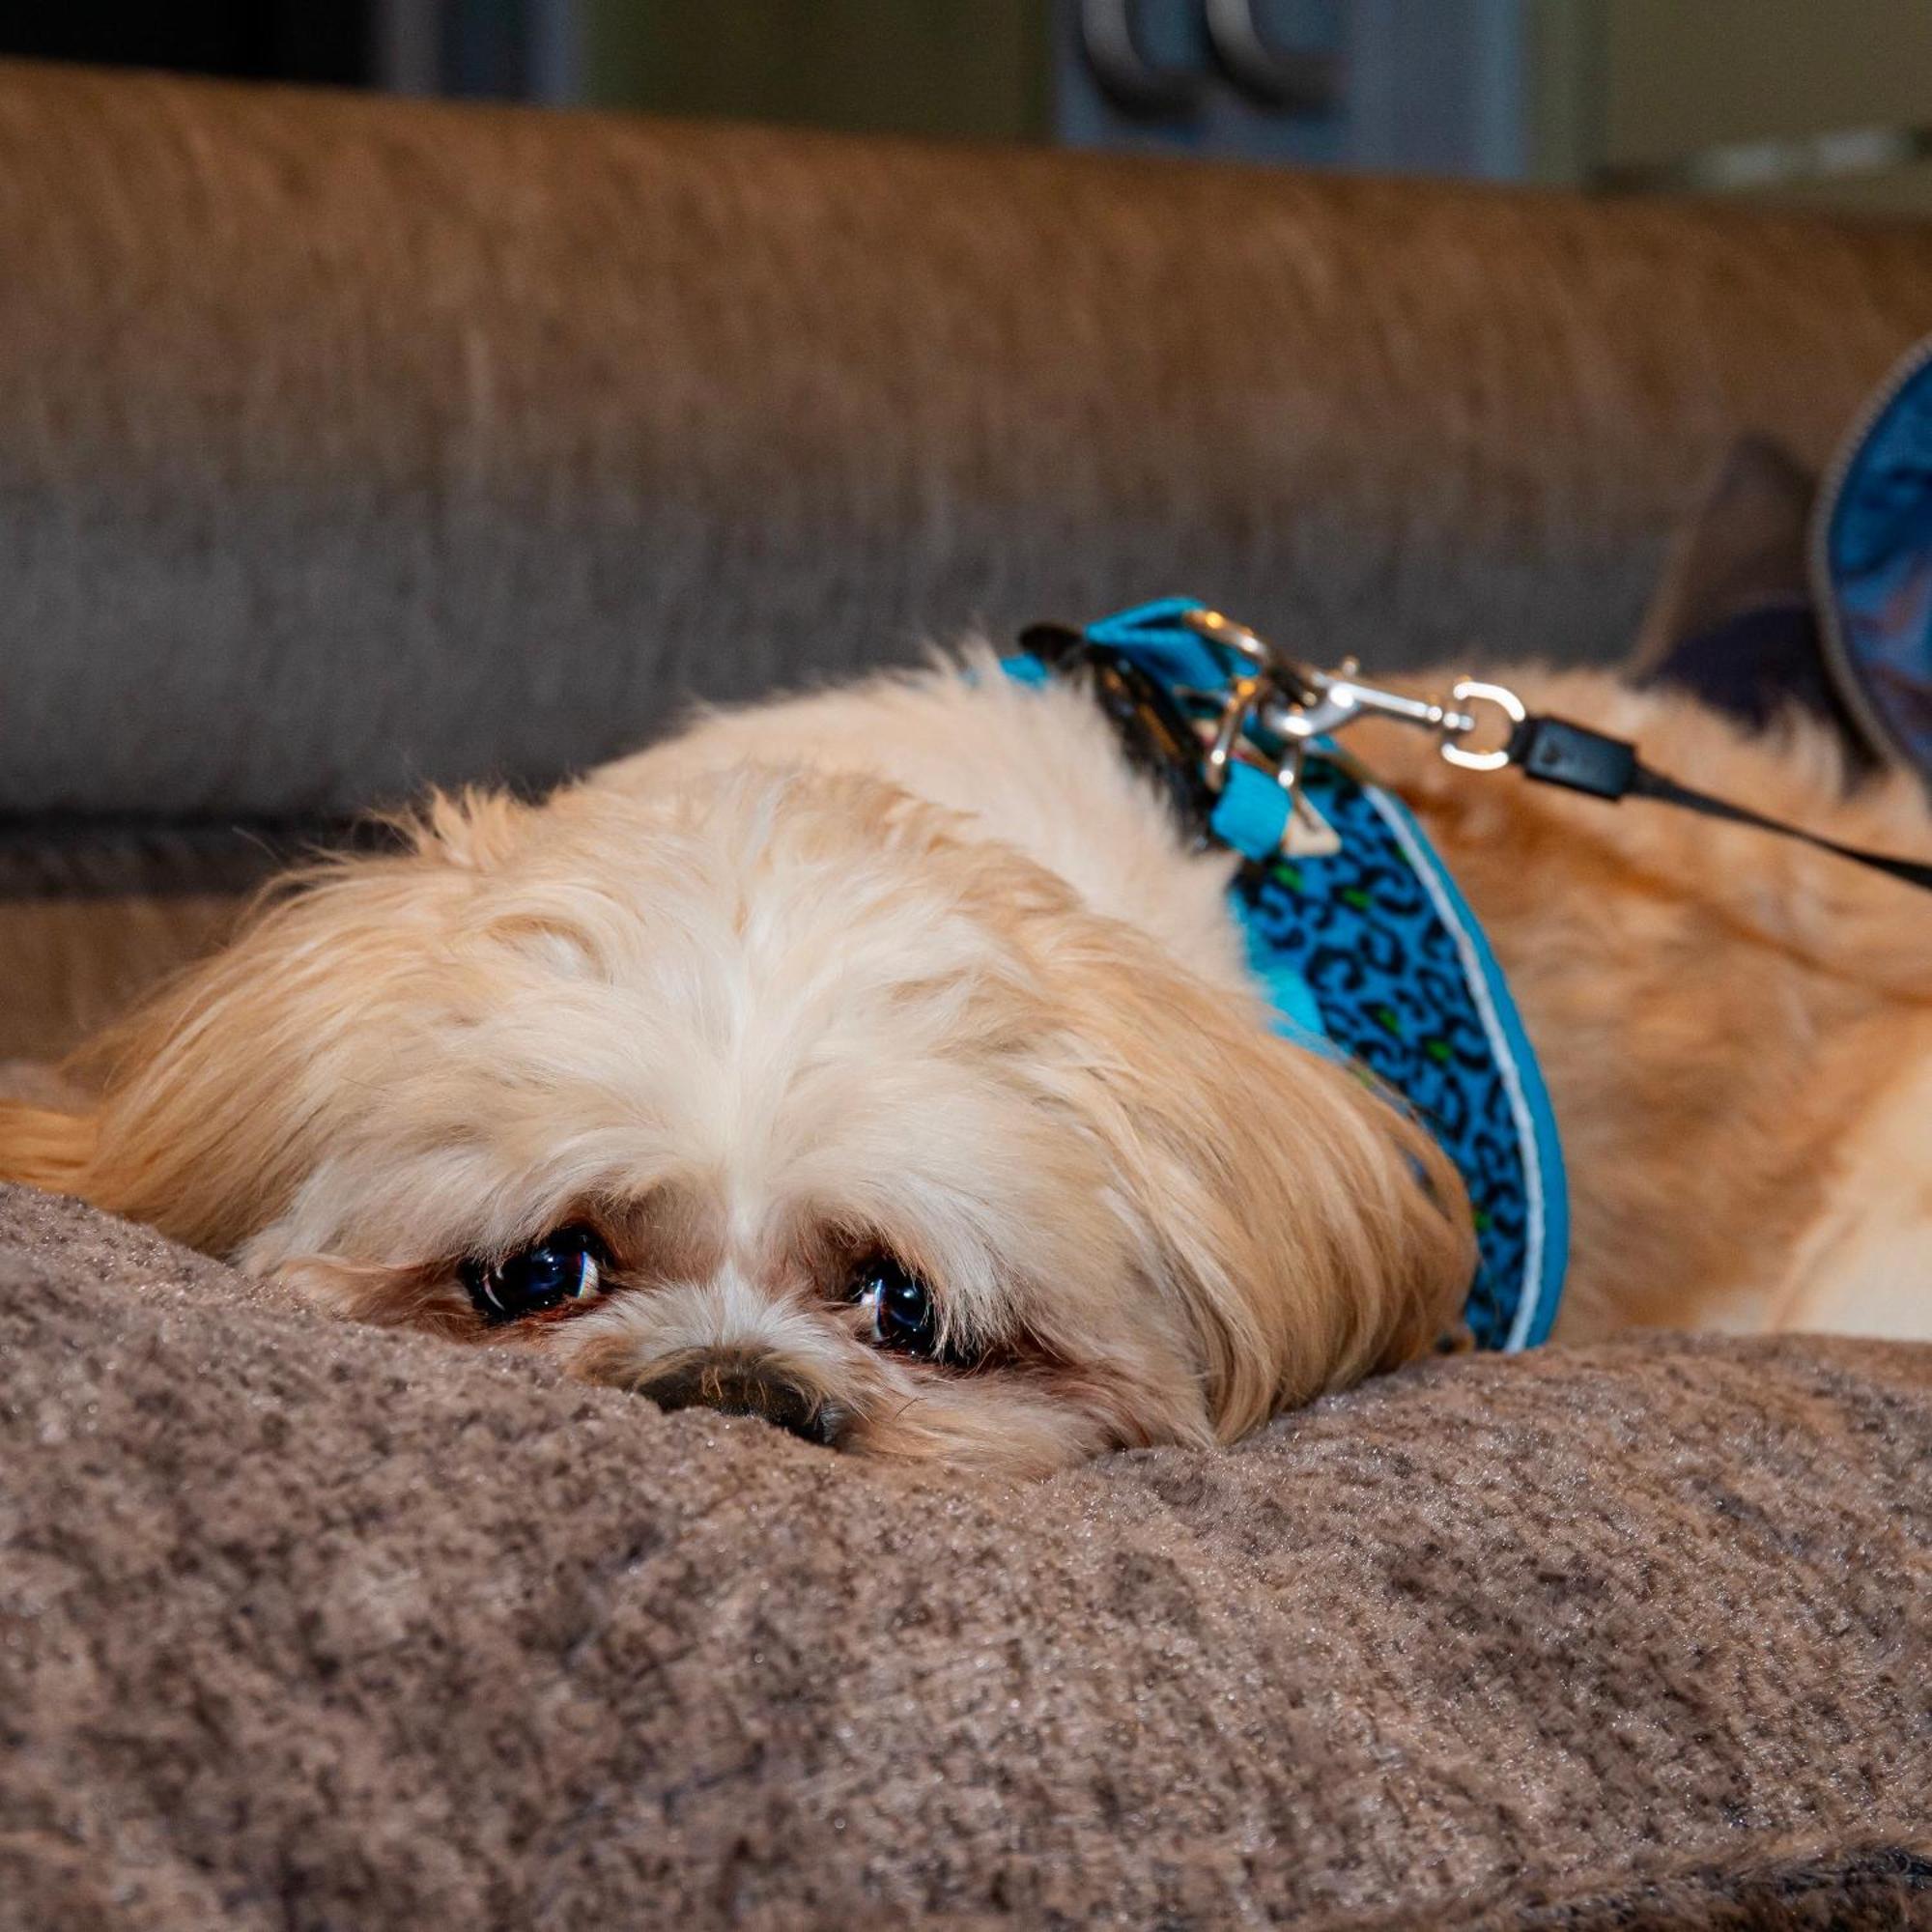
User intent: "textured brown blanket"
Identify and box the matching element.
[0,1183,1926,1929]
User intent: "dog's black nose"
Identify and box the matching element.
[639,1357,841,1446]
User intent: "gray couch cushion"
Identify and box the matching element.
[1,1183,1925,1928]
[5,62,1932,820]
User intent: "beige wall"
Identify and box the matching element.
[1540,0,1932,213]
[577,0,1049,142]
[1600,0,1932,166]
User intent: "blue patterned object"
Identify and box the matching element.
[1005,599,1569,1352]
[1232,758,1567,1350]
[1818,335,1932,784]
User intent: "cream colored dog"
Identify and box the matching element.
[3,654,1927,1472]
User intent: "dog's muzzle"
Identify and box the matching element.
[638,1353,846,1448]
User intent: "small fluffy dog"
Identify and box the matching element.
[3,653,1928,1472]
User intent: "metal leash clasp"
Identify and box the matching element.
[1176,608,1527,784]
[1437,680,1527,771]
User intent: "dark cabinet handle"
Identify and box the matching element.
[1204,0,1341,111]
[1079,0,1208,117]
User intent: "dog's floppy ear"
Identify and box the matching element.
[0,792,518,1255]
[1046,917,1475,1439]
[0,1100,99,1197]
[0,876,410,1254]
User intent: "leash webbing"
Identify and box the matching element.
[1507,715,1932,894]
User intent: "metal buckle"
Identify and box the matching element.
[1176,607,1524,787]
[1182,607,1320,704]
[1438,680,1527,770]
[1122,606,1534,860]
[1202,672,1265,793]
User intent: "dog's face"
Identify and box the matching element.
[2,767,1472,1473]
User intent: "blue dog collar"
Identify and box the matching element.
[1005,598,1569,1352]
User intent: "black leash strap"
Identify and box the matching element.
[1507,716,1932,894]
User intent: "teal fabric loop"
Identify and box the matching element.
[1208,764,1292,860]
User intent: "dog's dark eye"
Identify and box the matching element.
[463,1225,610,1326]
[850,1254,947,1359]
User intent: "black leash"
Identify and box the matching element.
[1506,715,1932,894]
[1024,611,1932,895]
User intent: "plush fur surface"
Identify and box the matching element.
[1344,671,1932,1346]
[1,1183,1928,1930]
[1,657,1926,1469]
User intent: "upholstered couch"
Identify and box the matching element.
[0,61,1927,1929]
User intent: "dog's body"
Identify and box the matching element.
[3,656,1928,1470]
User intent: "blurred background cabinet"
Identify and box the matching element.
[5,1,1931,213]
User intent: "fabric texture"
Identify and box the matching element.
[0,1183,1926,1930]
[1630,435,1873,760]
[5,62,1932,830]
[1630,436,1821,677]
[1235,771,1566,1351]
[1816,333,1932,783]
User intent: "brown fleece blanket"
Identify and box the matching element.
[0,1183,1926,1930]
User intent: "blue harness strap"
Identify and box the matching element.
[1005,598,1569,1352]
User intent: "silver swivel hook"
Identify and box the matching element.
[1176,607,1527,785]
